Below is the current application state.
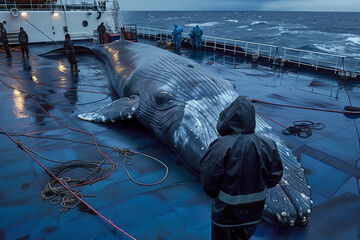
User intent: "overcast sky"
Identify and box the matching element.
[119,0,360,11]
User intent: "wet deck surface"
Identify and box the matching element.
[0,39,359,240]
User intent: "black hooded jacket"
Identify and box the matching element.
[200,96,283,227]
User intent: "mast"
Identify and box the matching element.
[110,0,124,33]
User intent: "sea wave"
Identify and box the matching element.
[346,36,360,45]
[165,17,180,20]
[250,21,268,26]
[237,25,247,29]
[313,44,346,55]
[225,19,239,23]
[185,22,219,27]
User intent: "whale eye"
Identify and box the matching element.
[154,95,165,106]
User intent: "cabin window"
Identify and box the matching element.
[82,20,88,27]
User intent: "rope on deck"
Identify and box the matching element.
[0,126,137,240]
[250,98,360,115]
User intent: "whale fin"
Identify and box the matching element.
[78,95,140,122]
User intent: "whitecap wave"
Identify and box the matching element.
[237,25,247,29]
[251,21,268,25]
[225,19,239,23]
[346,36,360,45]
[165,17,180,20]
[313,44,346,55]
[185,22,219,27]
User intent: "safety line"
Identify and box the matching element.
[250,98,359,114]
[0,65,116,187]
[0,126,136,240]
[20,15,108,78]
[0,68,113,95]
[256,111,287,128]
[0,78,111,107]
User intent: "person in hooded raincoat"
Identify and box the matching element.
[200,96,283,240]
[18,27,29,58]
[63,34,80,74]
[189,27,195,48]
[97,22,106,44]
[0,22,11,58]
[172,24,183,49]
[194,25,203,49]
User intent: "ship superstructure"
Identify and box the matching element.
[0,0,124,43]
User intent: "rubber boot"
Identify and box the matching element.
[74,64,80,73]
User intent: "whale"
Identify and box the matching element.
[49,39,312,226]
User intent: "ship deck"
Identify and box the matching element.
[0,39,359,240]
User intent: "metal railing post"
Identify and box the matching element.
[354,58,358,73]
[224,40,226,52]
[214,39,216,51]
[234,41,236,55]
[298,52,302,67]
[245,42,248,57]
[335,58,339,74]
[269,46,272,61]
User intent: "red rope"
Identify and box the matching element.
[256,111,287,128]
[1,66,115,186]
[0,66,136,238]
[250,98,359,114]
[0,126,136,240]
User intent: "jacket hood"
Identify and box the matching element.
[217,96,255,135]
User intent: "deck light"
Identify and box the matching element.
[21,12,27,17]
[52,12,59,17]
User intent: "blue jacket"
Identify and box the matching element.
[194,26,203,38]
[0,27,8,42]
[172,25,183,37]
[200,96,283,227]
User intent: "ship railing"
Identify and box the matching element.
[136,26,348,74]
[201,35,278,61]
[137,26,173,41]
[68,32,94,40]
[283,47,346,73]
[354,58,360,74]
[0,3,106,12]
[136,26,277,60]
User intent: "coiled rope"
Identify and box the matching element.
[282,120,325,138]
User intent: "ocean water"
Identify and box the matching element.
[122,11,360,59]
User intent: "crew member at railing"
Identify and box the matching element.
[194,25,203,49]
[0,22,11,58]
[18,27,29,58]
[97,22,106,44]
[189,27,195,48]
[172,24,183,49]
